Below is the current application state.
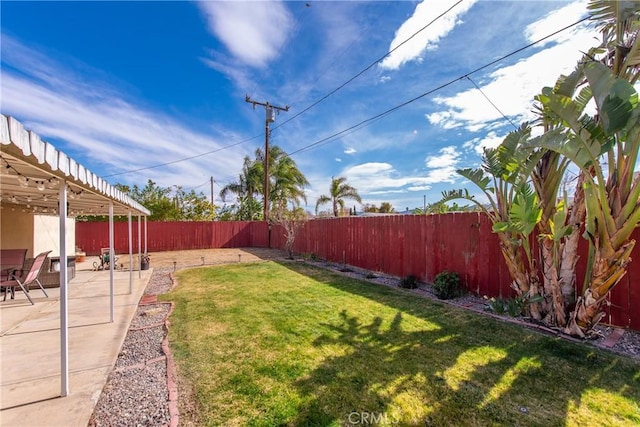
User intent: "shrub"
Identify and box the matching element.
[485,296,525,317]
[485,297,508,315]
[432,271,462,299]
[506,297,526,317]
[301,253,319,261]
[399,275,419,289]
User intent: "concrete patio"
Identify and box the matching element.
[0,258,151,426]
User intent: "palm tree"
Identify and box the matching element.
[441,1,640,336]
[254,145,309,214]
[531,73,639,334]
[440,124,546,320]
[219,155,263,220]
[221,146,309,221]
[526,1,640,336]
[315,177,362,217]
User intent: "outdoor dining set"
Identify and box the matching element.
[0,249,55,304]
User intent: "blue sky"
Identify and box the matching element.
[1,0,600,212]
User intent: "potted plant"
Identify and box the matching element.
[140,253,150,270]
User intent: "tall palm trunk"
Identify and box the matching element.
[536,166,586,328]
[557,0,640,337]
[558,172,586,301]
[565,169,639,337]
[566,240,635,336]
[499,234,542,321]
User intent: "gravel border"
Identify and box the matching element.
[88,270,174,427]
[89,257,640,427]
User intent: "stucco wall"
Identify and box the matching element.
[1,208,35,257]
[33,215,75,257]
[0,211,75,258]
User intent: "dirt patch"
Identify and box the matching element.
[76,247,287,272]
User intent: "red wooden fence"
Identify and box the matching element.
[76,213,640,329]
[75,220,268,254]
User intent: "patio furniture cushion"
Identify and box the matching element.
[0,249,27,281]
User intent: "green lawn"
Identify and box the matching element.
[162,261,640,426]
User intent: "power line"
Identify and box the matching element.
[184,179,210,192]
[272,0,466,132]
[288,78,463,156]
[465,75,519,130]
[104,12,589,179]
[103,132,263,177]
[287,15,590,157]
[284,2,407,111]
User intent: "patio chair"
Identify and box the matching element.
[1,251,51,304]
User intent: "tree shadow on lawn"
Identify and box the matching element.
[275,261,640,426]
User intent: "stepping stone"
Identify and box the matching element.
[601,327,625,348]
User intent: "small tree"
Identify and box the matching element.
[174,186,216,221]
[379,202,395,213]
[126,179,182,221]
[271,207,308,259]
[362,203,379,213]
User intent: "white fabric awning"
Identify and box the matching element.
[0,114,150,216]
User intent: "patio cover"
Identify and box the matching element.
[0,114,149,216]
[0,114,150,398]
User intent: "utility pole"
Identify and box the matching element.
[210,176,214,206]
[245,95,289,222]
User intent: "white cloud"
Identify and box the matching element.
[525,0,589,47]
[347,162,394,176]
[0,35,245,189]
[197,1,293,68]
[425,146,459,168]
[379,0,478,70]
[422,146,461,183]
[425,111,462,130]
[341,159,454,196]
[344,147,357,154]
[368,189,407,195]
[200,55,257,94]
[427,1,596,133]
[335,158,342,162]
[462,131,505,156]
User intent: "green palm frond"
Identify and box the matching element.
[584,61,638,134]
[575,85,594,112]
[457,168,492,192]
[547,196,574,243]
[315,195,331,214]
[621,30,640,83]
[588,0,639,38]
[438,189,490,215]
[555,66,585,98]
[509,185,542,236]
